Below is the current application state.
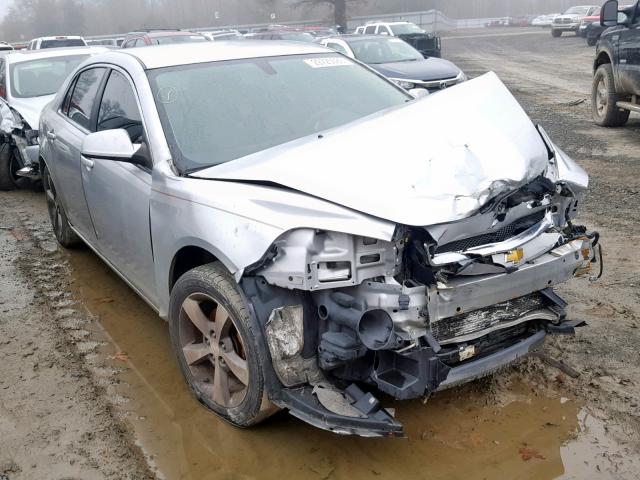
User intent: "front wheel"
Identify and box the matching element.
[592,63,630,127]
[552,29,562,37]
[0,144,20,191]
[43,163,81,247]
[587,36,597,47]
[169,262,277,428]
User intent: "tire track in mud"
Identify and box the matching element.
[0,191,154,479]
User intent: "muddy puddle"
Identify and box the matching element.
[65,249,633,480]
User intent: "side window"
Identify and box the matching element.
[380,26,391,35]
[327,42,348,55]
[97,70,143,142]
[66,68,107,130]
[134,38,146,47]
[0,60,6,99]
[364,25,376,34]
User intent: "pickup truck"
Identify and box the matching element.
[592,0,640,126]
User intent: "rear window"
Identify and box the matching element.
[40,39,86,49]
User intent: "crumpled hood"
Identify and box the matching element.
[371,57,460,81]
[193,72,550,226]
[8,95,54,129]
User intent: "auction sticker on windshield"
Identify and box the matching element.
[304,57,353,68]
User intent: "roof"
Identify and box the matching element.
[114,41,329,69]
[2,46,108,64]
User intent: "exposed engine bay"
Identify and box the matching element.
[240,164,600,437]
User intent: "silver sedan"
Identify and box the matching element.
[39,42,600,437]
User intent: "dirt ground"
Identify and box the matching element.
[0,27,639,480]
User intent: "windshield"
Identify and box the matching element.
[10,55,89,98]
[347,37,423,64]
[148,54,409,173]
[389,23,424,35]
[40,39,86,48]
[564,6,591,15]
[153,35,208,45]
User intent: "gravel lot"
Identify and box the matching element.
[0,27,638,480]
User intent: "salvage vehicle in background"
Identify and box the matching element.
[201,30,244,41]
[121,30,208,48]
[27,36,87,50]
[40,42,600,437]
[251,30,316,42]
[552,6,600,37]
[356,21,441,58]
[321,35,465,93]
[0,47,106,189]
[578,8,601,37]
[532,14,560,27]
[592,0,639,126]
[0,42,13,51]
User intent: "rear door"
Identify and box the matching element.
[80,67,156,303]
[46,67,107,242]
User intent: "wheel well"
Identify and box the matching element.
[594,52,611,71]
[169,246,218,292]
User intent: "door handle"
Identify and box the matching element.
[81,156,95,171]
[46,130,56,140]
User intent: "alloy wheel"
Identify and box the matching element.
[178,293,249,408]
[596,77,608,116]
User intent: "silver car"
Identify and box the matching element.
[39,42,600,437]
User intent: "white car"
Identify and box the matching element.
[27,36,87,50]
[0,42,13,51]
[0,47,106,189]
[532,14,560,27]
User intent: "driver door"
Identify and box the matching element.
[80,67,157,305]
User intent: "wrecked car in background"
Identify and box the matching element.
[39,42,601,437]
[0,47,106,189]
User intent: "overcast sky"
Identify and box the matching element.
[0,0,12,19]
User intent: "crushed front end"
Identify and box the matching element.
[240,140,600,438]
[0,101,41,185]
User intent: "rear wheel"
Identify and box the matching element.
[552,29,562,37]
[0,144,20,191]
[592,63,630,127]
[169,262,276,427]
[43,163,81,248]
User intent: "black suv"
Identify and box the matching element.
[592,0,640,126]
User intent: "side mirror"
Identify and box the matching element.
[81,129,138,162]
[408,88,429,99]
[601,0,619,27]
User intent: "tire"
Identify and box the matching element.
[42,163,82,248]
[169,262,275,428]
[552,29,562,37]
[0,144,19,191]
[592,63,631,127]
[587,36,597,47]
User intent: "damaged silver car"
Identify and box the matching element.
[0,47,105,189]
[39,42,601,437]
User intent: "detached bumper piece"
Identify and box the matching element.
[279,383,404,437]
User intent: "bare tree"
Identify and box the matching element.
[293,0,351,28]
